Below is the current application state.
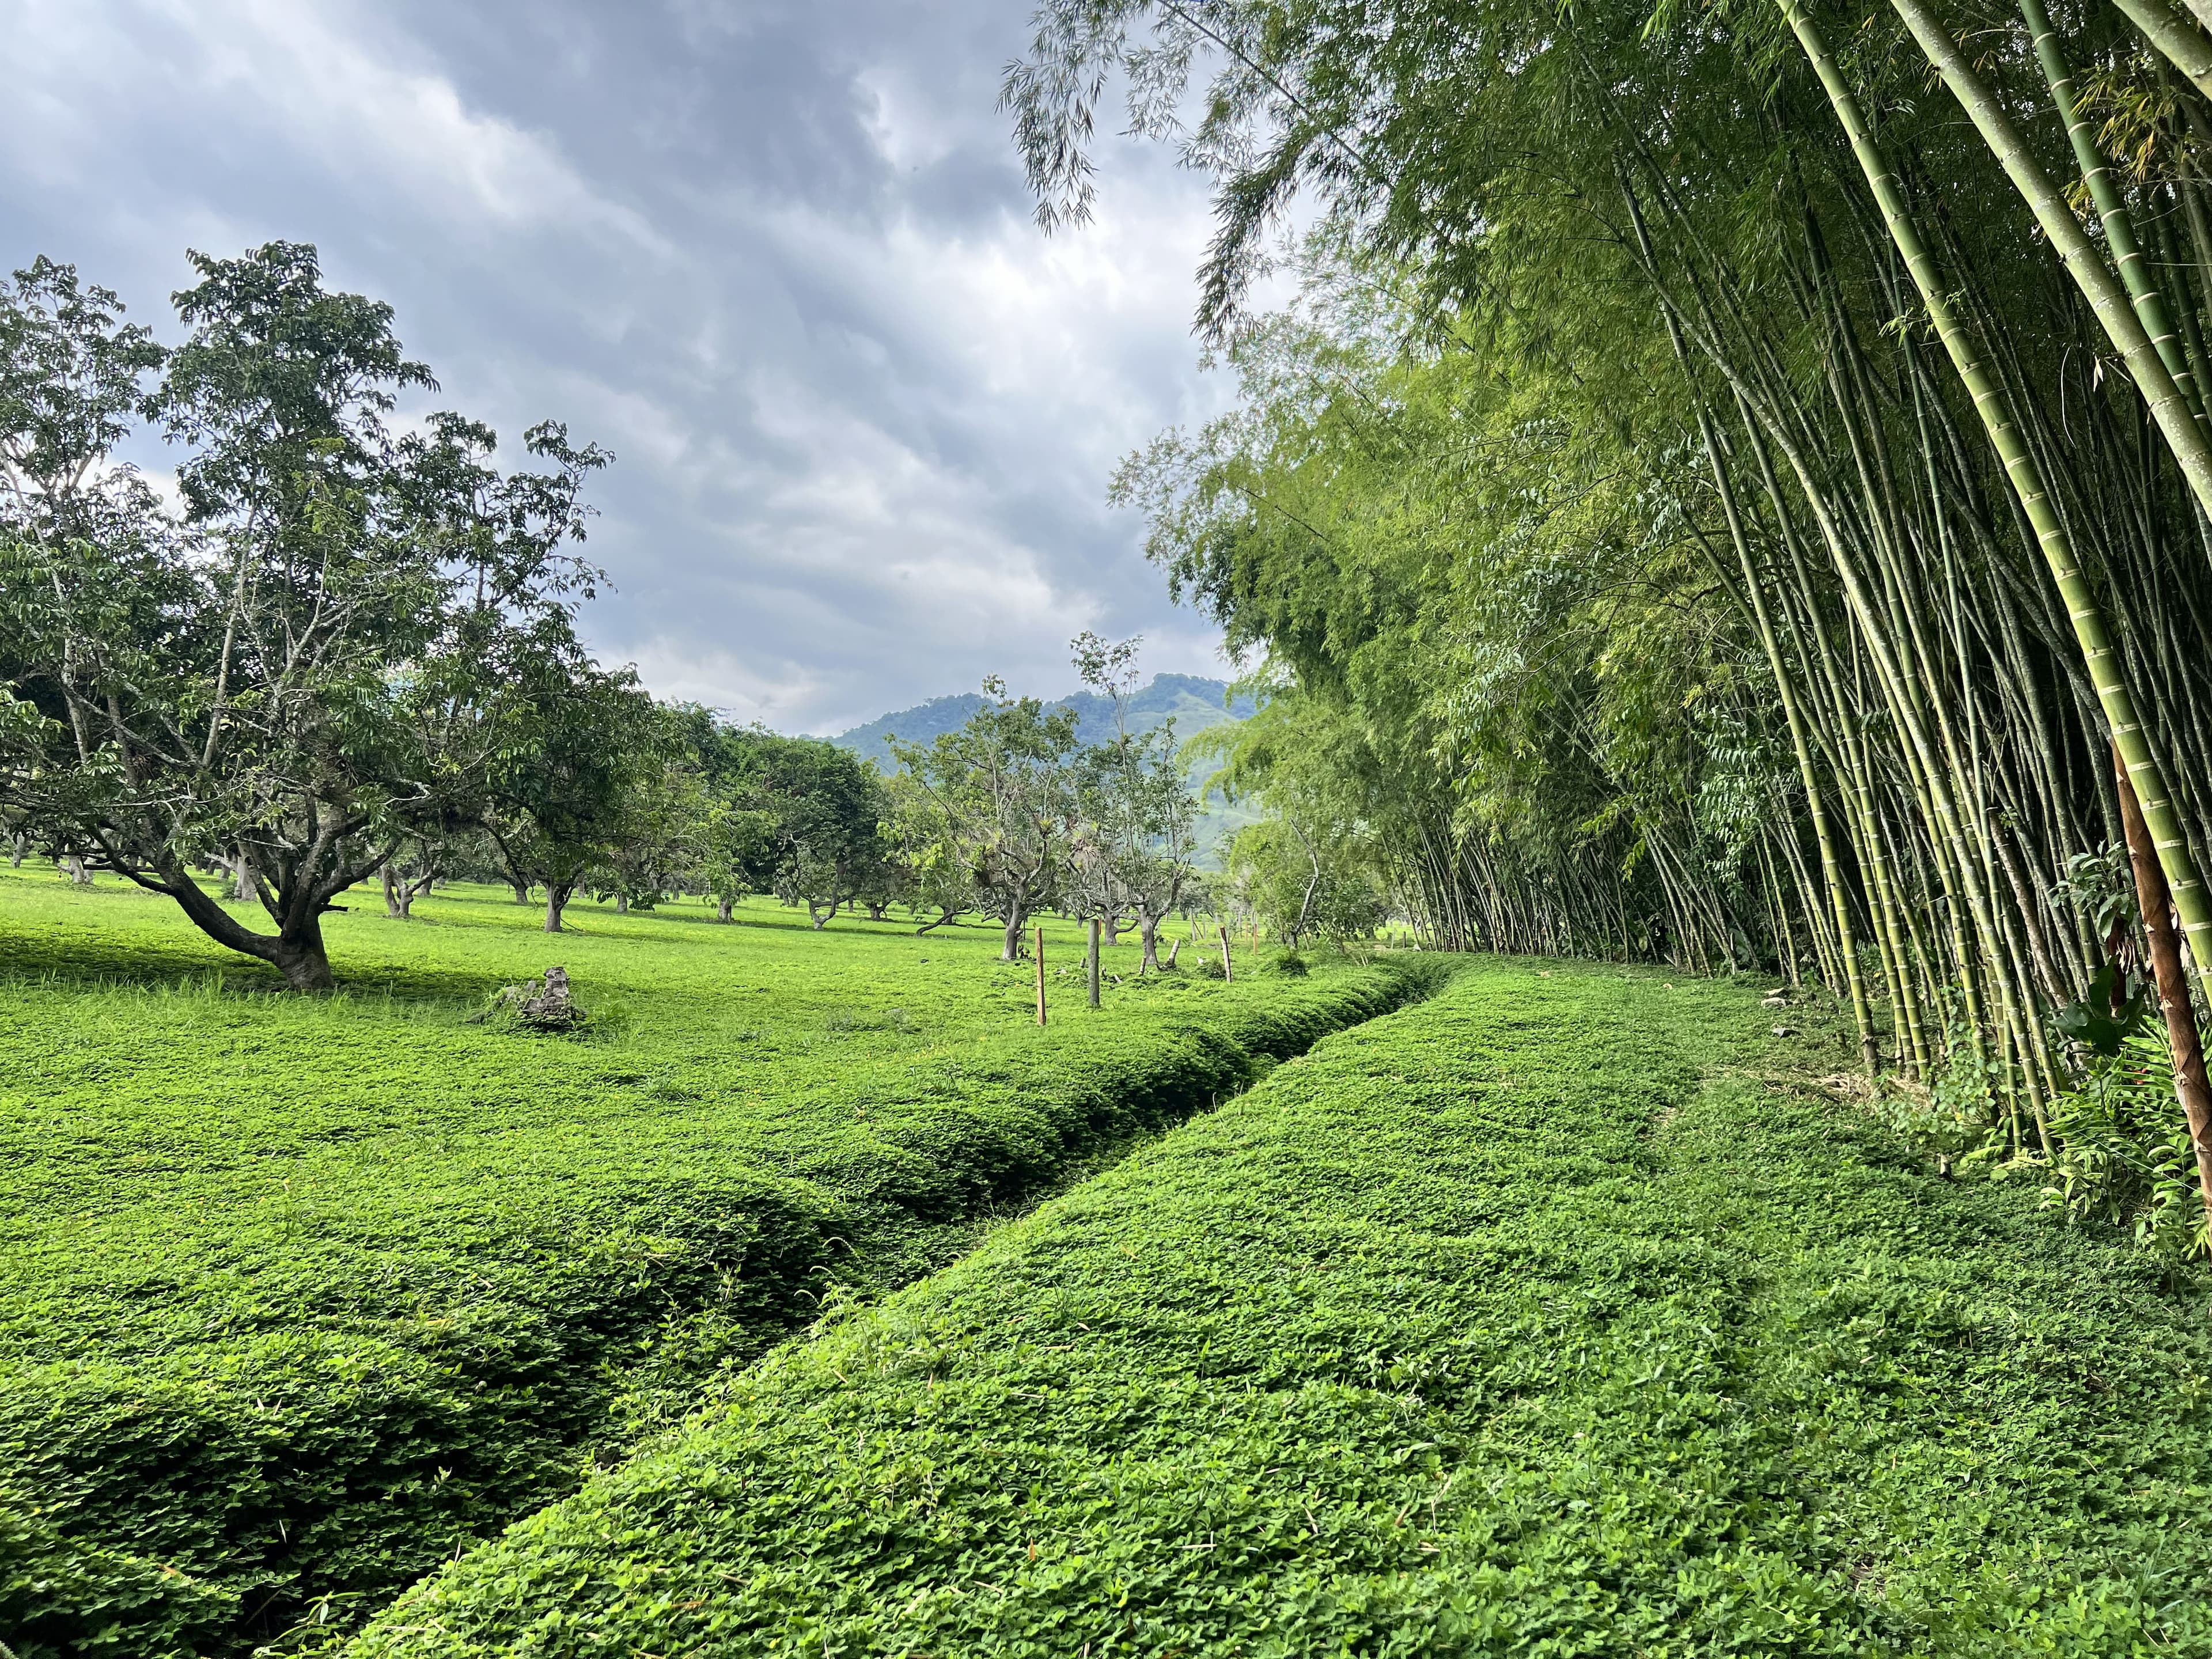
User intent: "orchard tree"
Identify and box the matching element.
[1226,816,1385,948]
[891,678,1078,960]
[483,653,659,934]
[1067,632,1202,971]
[690,721,887,929]
[699,797,778,922]
[0,244,608,987]
[883,768,978,933]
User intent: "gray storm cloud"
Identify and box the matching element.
[0,0,1236,733]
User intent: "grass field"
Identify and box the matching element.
[351,961,2212,1658]
[0,867,1440,1658]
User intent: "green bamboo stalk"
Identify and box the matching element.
[2019,0,2203,418]
[2109,0,2212,103]
[1698,408,1881,1067]
[1888,0,2212,536]
[1782,0,2212,982]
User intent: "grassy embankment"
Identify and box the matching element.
[0,869,1438,1657]
[356,960,2212,1657]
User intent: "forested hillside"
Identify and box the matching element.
[831,671,1255,769]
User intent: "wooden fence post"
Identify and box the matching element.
[1035,923,1047,1025]
[1219,923,1234,983]
[1088,917,1102,1008]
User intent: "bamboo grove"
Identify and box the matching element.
[1010,0,2212,1241]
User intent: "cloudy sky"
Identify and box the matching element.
[1,0,1237,735]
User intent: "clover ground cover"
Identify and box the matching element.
[0,868,1434,1657]
[355,960,2212,1657]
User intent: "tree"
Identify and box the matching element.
[699,796,778,922]
[0,244,608,987]
[591,737,706,914]
[700,726,886,929]
[483,654,658,934]
[379,837,440,918]
[1067,632,1203,970]
[882,769,979,933]
[891,678,1080,960]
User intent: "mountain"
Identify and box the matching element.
[831,672,1256,768]
[830,673,1262,863]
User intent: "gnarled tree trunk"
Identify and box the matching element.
[271,921,336,991]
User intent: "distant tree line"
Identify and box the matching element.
[0,247,1359,984]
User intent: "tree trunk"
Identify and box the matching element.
[916,908,957,935]
[614,892,630,915]
[383,866,406,919]
[866,900,888,922]
[717,895,735,922]
[512,881,531,905]
[2115,745,2212,1241]
[546,885,571,933]
[1140,914,1161,972]
[271,921,336,991]
[1002,910,1025,961]
[1166,938,1181,969]
[9,832,25,868]
[63,856,92,886]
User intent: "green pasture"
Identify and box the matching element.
[0,866,1434,1657]
[358,961,2212,1658]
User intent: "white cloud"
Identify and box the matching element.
[1,0,1240,734]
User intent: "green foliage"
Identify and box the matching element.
[2044,1028,2210,1263]
[889,679,1082,959]
[1067,633,1204,963]
[0,244,611,987]
[2052,961,2153,1060]
[694,722,891,928]
[350,961,2212,1657]
[0,868,1435,1657]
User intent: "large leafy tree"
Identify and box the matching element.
[483,656,660,934]
[694,722,888,929]
[0,244,606,984]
